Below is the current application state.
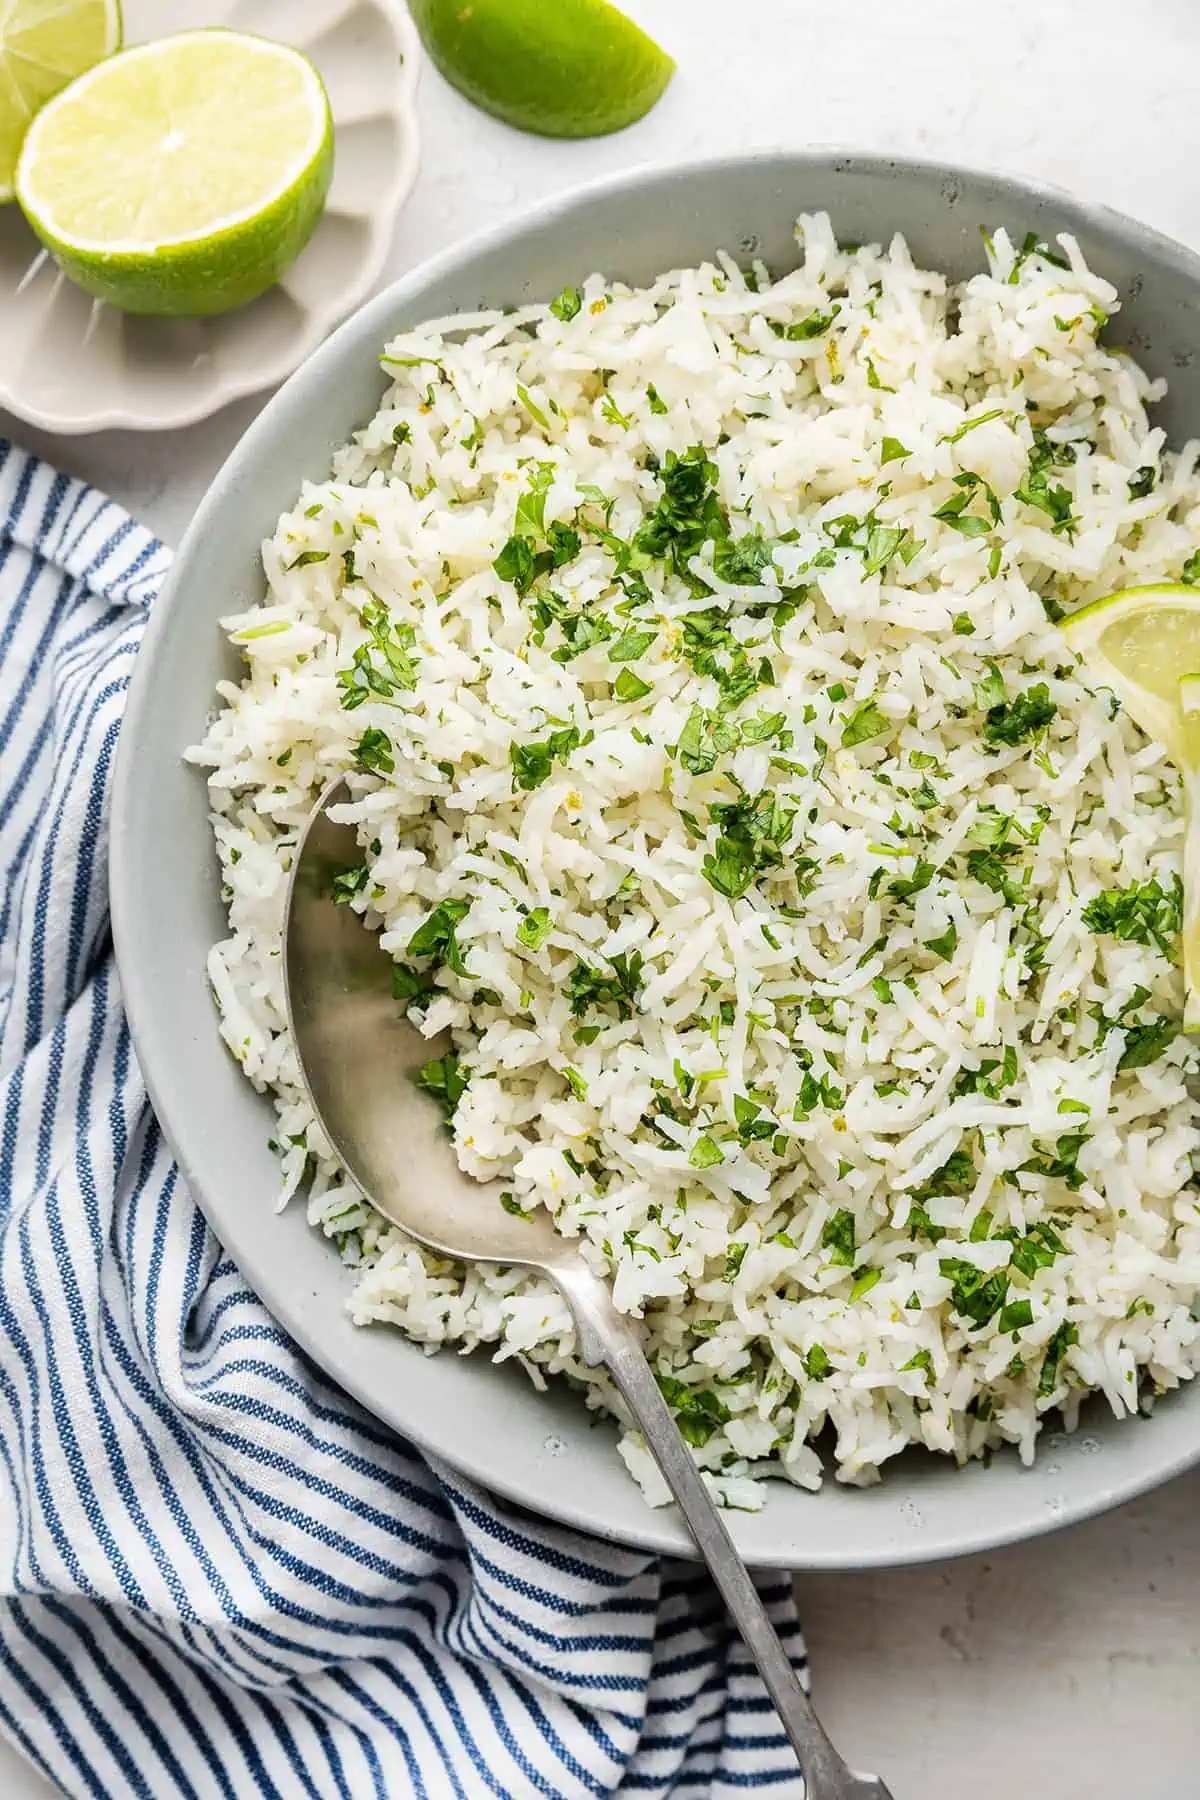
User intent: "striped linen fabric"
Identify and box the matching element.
[0,440,808,1800]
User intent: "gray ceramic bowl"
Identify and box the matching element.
[112,151,1200,1570]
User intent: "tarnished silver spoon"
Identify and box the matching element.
[283,778,894,1800]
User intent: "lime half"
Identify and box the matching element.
[1062,582,1200,1026]
[0,0,121,200]
[15,28,333,316]
[409,0,674,138]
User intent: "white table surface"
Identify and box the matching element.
[4,0,1200,1793]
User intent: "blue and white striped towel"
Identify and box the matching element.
[0,441,807,1799]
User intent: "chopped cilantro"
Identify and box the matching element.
[821,1207,857,1267]
[656,1374,731,1446]
[1116,1017,1176,1072]
[646,382,668,415]
[337,602,419,709]
[940,408,1008,444]
[510,725,581,791]
[609,628,657,663]
[500,1191,533,1219]
[723,1241,749,1280]
[600,392,632,429]
[549,285,582,322]
[614,667,652,701]
[850,1266,882,1301]
[690,1134,724,1169]
[566,950,643,1020]
[392,964,434,1005]
[939,1257,1009,1328]
[841,697,890,747]
[983,683,1057,748]
[702,789,793,898]
[1037,1320,1078,1397]
[517,907,553,951]
[925,920,958,960]
[770,307,840,340]
[415,1052,467,1121]
[331,865,368,905]
[516,382,550,428]
[1082,875,1181,958]
[999,1299,1034,1332]
[353,726,394,774]
[713,530,777,585]
[804,1344,831,1379]
[407,898,470,977]
[880,436,910,464]
[889,858,935,902]
[1015,434,1077,535]
[1127,465,1156,499]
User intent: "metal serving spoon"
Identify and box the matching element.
[283,780,894,1800]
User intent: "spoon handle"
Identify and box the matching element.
[554,1259,893,1800]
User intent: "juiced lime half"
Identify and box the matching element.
[0,0,121,200]
[1062,582,1200,1026]
[15,28,333,316]
[409,0,673,138]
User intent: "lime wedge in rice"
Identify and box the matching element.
[0,0,121,200]
[1061,582,1200,1026]
[14,28,333,316]
[408,0,673,138]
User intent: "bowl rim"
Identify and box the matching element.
[112,147,1200,1567]
[0,0,423,436]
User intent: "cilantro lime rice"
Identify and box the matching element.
[191,214,1200,1502]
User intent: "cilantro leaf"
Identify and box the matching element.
[331,865,368,905]
[407,898,470,976]
[983,683,1057,747]
[415,1052,468,1121]
[770,307,840,340]
[656,1373,730,1446]
[517,907,553,951]
[510,725,581,791]
[614,667,651,701]
[566,950,643,1019]
[841,698,890,747]
[1117,1017,1176,1072]
[549,285,582,322]
[609,628,657,663]
[337,603,419,709]
[821,1207,857,1267]
[939,1257,1009,1327]
[690,1134,724,1169]
[1081,875,1182,958]
[1037,1320,1078,1396]
[353,726,394,775]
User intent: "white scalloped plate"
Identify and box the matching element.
[0,0,420,434]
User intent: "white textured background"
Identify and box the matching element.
[4,1,1200,1794]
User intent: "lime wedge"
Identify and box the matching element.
[14,28,333,316]
[1062,582,1200,1026]
[409,0,674,138]
[0,0,121,200]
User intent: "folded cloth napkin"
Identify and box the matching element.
[0,442,807,1800]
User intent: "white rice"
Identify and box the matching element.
[189,214,1200,1503]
